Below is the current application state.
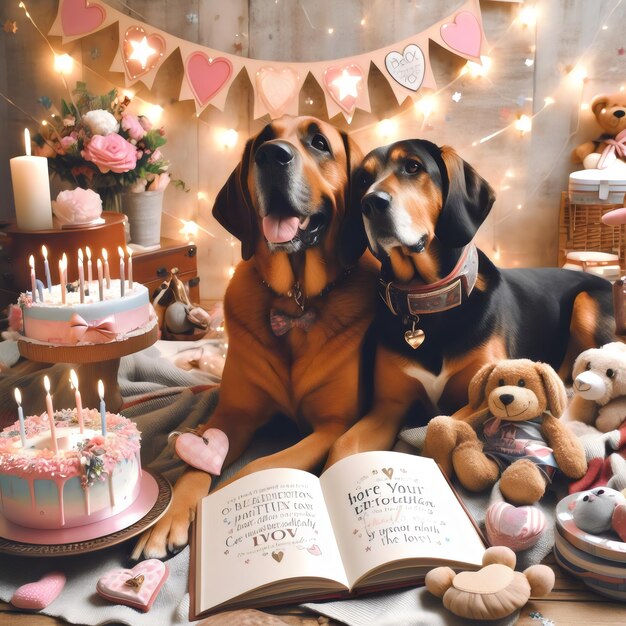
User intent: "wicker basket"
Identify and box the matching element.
[558,192,626,269]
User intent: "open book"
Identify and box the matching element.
[190,450,486,618]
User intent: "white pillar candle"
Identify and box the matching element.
[43,375,58,454]
[14,388,27,448]
[86,246,93,286]
[102,248,111,289]
[10,129,53,231]
[126,247,133,289]
[97,258,104,301]
[69,369,84,434]
[42,245,52,293]
[98,380,107,438]
[29,254,37,303]
[62,253,68,285]
[77,248,85,304]
[118,246,125,297]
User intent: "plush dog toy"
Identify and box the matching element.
[572,92,626,169]
[569,342,626,432]
[423,359,587,505]
[425,546,554,621]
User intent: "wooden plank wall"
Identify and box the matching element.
[0,0,624,300]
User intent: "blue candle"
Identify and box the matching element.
[36,279,45,303]
[98,379,107,438]
[14,388,26,447]
[42,245,52,293]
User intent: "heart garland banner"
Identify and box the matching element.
[49,0,487,120]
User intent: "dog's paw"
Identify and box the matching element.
[131,506,195,561]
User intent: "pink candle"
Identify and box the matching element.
[126,247,133,289]
[102,248,111,289]
[29,254,37,303]
[58,258,66,305]
[86,246,93,286]
[118,246,125,297]
[69,369,84,434]
[77,248,85,304]
[43,375,58,454]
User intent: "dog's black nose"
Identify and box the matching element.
[255,141,295,167]
[362,191,392,217]
[499,393,514,406]
[614,110,625,119]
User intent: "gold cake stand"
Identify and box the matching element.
[17,324,158,412]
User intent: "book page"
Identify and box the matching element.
[196,467,348,613]
[320,451,485,589]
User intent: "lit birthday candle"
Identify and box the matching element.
[59,256,66,304]
[77,248,85,304]
[29,254,37,302]
[118,246,125,297]
[85,245,93,286]
[126,247,133,289]
[69,369,84,434]
[13,388,27,448]
[97,258,104,301]
[62,253,68,284]
[43,375,58,454]
[102,248,111,289]
[41,245,52,293]
[98,379,107,438]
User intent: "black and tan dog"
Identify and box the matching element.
[133,116,378,559]
[327,139,617,463]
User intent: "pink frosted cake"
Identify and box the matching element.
[19,280,153,346]
[0,409,141,529]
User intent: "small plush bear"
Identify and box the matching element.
[425,546,554,621]
[572,92,626,170]
[423,359,587,505]
[570,487,626,541]
[568,342,626,432]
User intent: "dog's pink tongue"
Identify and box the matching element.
[262,215,300,243]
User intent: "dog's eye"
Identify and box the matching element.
[404,159,422,174]
[311,134,330,153]
[583,495,589,501]
[517,379,525,387]
[498,378,505,386]
[597,489,605,495]
[607,368,615,379]
[356,171,372,189]
[585,361,592,371]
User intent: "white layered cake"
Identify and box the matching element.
[0,408,141,529]
[20,279,152,345]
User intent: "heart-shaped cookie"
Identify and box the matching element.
[485,501,546,552]
[175,429,229,475]
[96,559,168,612]
[11,572,66,610]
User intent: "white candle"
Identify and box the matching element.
[98,380,107,438]
[77,248,85,304]
[126,247,133,289]
[43,375,58,454]
[59,257,66,304]
[97,258,104,301]
[86,246,93,286]
[29,254,37,303]
[42,245,52,293]
[14,388,26,448]
[10,128,53,231]
[102,248,111,289]
[118,246,125,297]
[69,369,84,434]
[62,252,68,285]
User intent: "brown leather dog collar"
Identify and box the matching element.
[379,243,479,319]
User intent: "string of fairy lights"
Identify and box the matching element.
[3,0,625,283]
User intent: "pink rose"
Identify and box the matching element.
[121,112,146,141]
[82,134,137,173]
[60,134,78,151]
[147,172,170,192]
[148,149,162,163]
[52,188,103,225]
[138,115,152,131]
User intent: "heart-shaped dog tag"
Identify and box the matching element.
[404,328,425,349]
[175,429,229,475]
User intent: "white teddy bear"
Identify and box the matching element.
[569,342,626,432]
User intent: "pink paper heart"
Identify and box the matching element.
[307,544,322,556]
[96,559,168,612]
[440,11,482,58]
[323,64,365,115]
[122,26,166,80]
[175,429,229,475]
[61,0,106,37]
[256,67,300,118]
[186,52,232,106]
[485,501,546,552]
[11,572,66,610]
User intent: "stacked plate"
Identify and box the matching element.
[554,493,626,600]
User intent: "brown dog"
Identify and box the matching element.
[133,116,378,559]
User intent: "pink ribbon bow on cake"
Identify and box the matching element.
[69,313,117,343]
[597,128,626,169]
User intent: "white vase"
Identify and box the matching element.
[122,190,164,247]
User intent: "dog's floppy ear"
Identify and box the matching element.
[468,362,498,409]
[435,147,496,248]
[536,362,568,418]
[338,131,368,269]
[212,139,259,261]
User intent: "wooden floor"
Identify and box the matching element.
[1,553,625,625]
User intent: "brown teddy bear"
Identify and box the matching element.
[423,359,587,505]
[425,546,555,621]
[572,92,626,169]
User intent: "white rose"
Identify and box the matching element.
[82,109,120,136]
[52,188,103,225]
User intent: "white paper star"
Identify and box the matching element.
[452,91,462,103]
[128,36,156,70]
[331,70,362,101]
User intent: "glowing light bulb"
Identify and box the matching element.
[460,56,492,78]
[227,265,236,279]
[581,102,590,111]
[54,53,73,75]
[222,128,239,149]
[144,104,163,122]
[515,115,532,134]
[543,96,555,106]
[568,64,587,83]
[377,118,396,138]
[327,28,334,35]
[518,5,537,28]
[180,220,199,239]
[415,95,436,119]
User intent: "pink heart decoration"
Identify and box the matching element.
[256,67,300,118]
[485,501,546,552]
[123,26,166,80]
[440,11,482,58]
[11,572,66,610]
[61,0,106,37]
[186,52,232,106]
[175,428,229,475]
[96,560,168,612]
[307,544,322,556]
[612,503,626,542]
[323,64,365,115]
